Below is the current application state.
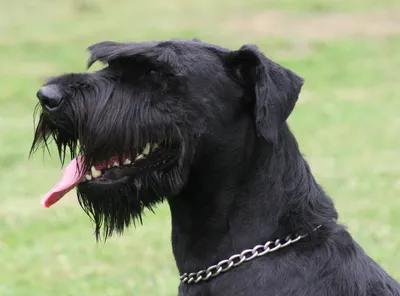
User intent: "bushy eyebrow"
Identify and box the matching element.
[87,41,159,69]
[87,41,187,75]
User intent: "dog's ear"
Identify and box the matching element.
[225,44,304,144]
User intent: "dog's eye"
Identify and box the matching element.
[146,69,157,76]
[135,69,157,81]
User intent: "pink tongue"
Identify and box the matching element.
[41,156,86,208]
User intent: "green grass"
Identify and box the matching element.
[1,0,400,295]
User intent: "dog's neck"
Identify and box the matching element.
[168,122,338,275]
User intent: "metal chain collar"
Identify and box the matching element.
[180,226,321,284]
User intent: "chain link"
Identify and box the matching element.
[180,226,321,284]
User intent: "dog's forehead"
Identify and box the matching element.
[87,39,230,73]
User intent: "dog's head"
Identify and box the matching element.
[31,39,303,239]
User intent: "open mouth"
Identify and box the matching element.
[80,142,173,183]
[41,141,178,208]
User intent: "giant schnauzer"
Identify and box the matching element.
[31,39,400,295]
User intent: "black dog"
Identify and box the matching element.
[31,39,400,295]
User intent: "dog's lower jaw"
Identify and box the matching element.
[76,164,186,240]
[169,125,338,292]
[77,186,161,240]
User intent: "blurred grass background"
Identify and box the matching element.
[1,0,400,295]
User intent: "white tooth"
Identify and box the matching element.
[113,162,119,167]
[85,174,92,181]
[91,166,102,178]
[123,159,131,165]
[135,154,144,160]
[142,143,151,155]
[153,143,159,149]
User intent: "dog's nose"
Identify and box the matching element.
[36,85,63,111]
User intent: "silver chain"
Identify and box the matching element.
[180,226,321,284]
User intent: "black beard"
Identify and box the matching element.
[30,74,197,241]
[76,164,185,240]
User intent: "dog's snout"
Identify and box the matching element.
[36,85,63,111]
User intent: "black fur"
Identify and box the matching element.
[31,39,400,295]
